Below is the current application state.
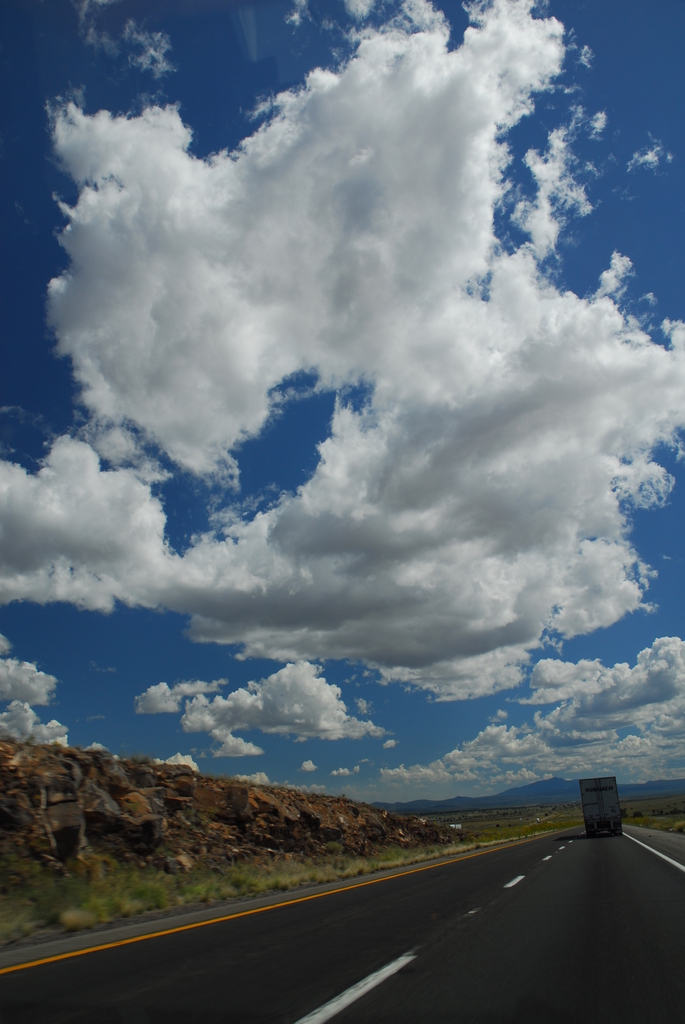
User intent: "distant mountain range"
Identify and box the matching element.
[373,775,685,813]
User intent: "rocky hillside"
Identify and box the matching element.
[0,741,455,873]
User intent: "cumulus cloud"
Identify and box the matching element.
[0,701,68,746]
[0,0,683,706]
[588,111,606,139]
[381,759,454,786]
[0,635,67,746]
[300,759,318,771]
[235,771,270,785]
[180,661,383,756]
[381,637,685,791]
[331,765,360,776]
[595,251,634,300]
[0,636,58,705]
[0,436,173,612]
[383,738,398,749]
[512,125,592,256]
[627,138,673,173]
[160,752,200,771]
[135,679,225,714]
[490,709,508,722]
[47,1,566,479]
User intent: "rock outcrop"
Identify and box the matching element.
[0,741,456,871]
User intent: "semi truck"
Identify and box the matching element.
[579,776,622,837]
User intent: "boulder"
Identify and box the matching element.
[0,796,33,829]
[46,800,85,860]
[163,789,192,813]
[123,813,164,849]
[81,780,122,826]
[227,785,252,822]
[119,791,153,816]
[97,757,132,796]
[161,771,196,798]
[130,766,157,789]
[47,787,78,805]
[250,789,291,819]
[194,785,228,815]
[140,787,166,816]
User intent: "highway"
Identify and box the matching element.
[1,824,685,1022]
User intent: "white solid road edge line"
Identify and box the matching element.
[293,951,417,1024]
[503,875,524,888]
[624,832,685,875]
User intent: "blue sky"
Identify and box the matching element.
[1,0,684,798]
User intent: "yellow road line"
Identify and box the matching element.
[0,832,557,976]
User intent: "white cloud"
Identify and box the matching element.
[595,251,634,300]
[300,759,318,771]
[77,2,174,79]
[512,125,592,256]
[588,111,606,139]
[331,764,360,776]
[578,44,593,68]
[355,697,371,715]
[0,0,683,704]
[383,738,398,749]
[85,741,108,751]
[235,771,270,785]
[0,436,173,612]
[160,752,200,771]
[135,679,225,714]
[344,0,376,19]
[627,138,673,173]
[0,636,67,747]
[381,637,685,792]
[47,0,565,478]
[0,636,58,705]
[0,701,68,746]
[180,661,383,756]
[381,760,455,786]
[122,20,175,78]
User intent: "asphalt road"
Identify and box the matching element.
[1,825,685,1023]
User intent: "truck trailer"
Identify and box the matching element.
[579,776,622,837]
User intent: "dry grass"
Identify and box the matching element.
[0,844,464,945]
[463,816,582,845]
[59,909,97,932]
[627,814,685,833]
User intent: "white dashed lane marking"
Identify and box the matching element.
[503,875,524,888]
[542,855,552,861]
[293,951,417,1024]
